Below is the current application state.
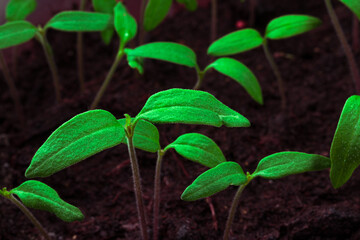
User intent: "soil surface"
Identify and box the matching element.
[1,0,360,239]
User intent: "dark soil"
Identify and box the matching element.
[1,0,360,239]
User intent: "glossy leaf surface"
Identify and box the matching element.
[25,110,124,178]
[252,152,330,179]
[176,0,198,11]
[330,95,360,188]
[6,0,37,21]
[114,2,137,46]
[341,0,360,20]
[206,58,263,104]
[181,162,247,201]
[164,133,226,168]
[207,28,263,56]
[135,88,250,128]
[265,15,321,40]
[0,21,37,50]
[144,0,172,31]
[11,180,84,222]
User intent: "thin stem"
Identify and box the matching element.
[139,0,148,45]
[223,184,247,240]
[12,47,17,78]
[153,150,165,240]
[126,133,149,240]
[90,49,124,109]
[193,67,205,90]
[211,0,218,42]
[325,0,360,93]
[77,0,87,93]
[262,40,286,110]
[352,14,359,53]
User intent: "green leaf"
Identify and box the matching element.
[181,162,247,201]
[118,119,160,153]
[207,28,263,56]
[144,0,172,31]
[125,42,197,68]
[45,11,112,32]
[176,0,198,11]
[135,88,250,128]
[265,14,322,40]
[126,54,144,74]
[92,0,117,14]
[252,152,330,179]
[0,21,37,50]
[25,110,125,178]
[100,28,115,45]
[6,0,37,21]
[341,0,360,20]
[164,133,226,168]
[10,180,84,222]
[330,95,360,188]
[114,2,137,46]
[206,58,263,104]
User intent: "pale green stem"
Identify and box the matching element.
[153,149,165,240]
[193,66,205,90]
[139,0,148,45]
[211,0,218,42]
[77,0,87,93]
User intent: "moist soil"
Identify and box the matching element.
[1,0,360,239]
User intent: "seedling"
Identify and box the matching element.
[207,14,322,109]
[25,88,250,240]
[0,180,83,240]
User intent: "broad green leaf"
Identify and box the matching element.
[176,0,198,11]
[181,162,247,201]
[206,58,263,105]
[341,0,360,20]
[126,54,144,74]
[100,28,115,45]
[0,21,37,50]
[135,88,250,128]
[6,0,37,21]
[265,15,322,40]
[125,42,197,68]
[11,180,84,222]
[114,2,137,46]
[330,95,360,188]
[144,0,172,31]
[25,110,125,178]
[252,152,330,179]
[45,11,112,32]
[164,133,226,168]
[207,28,263,56]
[92,0,117,14]
[118,119,160,153]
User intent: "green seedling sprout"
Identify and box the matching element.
[207,14,322,110]
[25,88,250,240]
[181,152,331,240]
[325,0,360,93]
[0,180,84,240]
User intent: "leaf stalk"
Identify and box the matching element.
[153,149,166,240]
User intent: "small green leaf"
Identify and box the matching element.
[92,0,117,14]
[125,42,197,68]
[100,28,115,45]
[114,2,137,46]
[135,88,250,128]
[176,0,198,11]
[330,95,360,188]
[206,58,263,104]
[45,11,112,32]
[118,119,160,153]
[181,162,247,201]
[341,0,360,20]
[208,28,263,56]
[252,152,330,179]
[6,0,37,21]
[0,21,37,50]
[164,133,226,168]
[144,0,172,31]
[25,110,125,178]
[265,15,322,40]
[126,54,144,74]
[10,180,84,222]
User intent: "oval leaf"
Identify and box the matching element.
[125,42,197,68]
[341,0,360,20]
[252,152,330,179]
[10,180,84,222]
[206,58,263,104]
[45,11,112,32]
[0,21,37,50]
[330,95,360,188]
[100,28,115,45]
[135,88,250,128]
[144,0,172,31]
[25,110,125,178]
[6,0,37,21]
[181,162,247,201]
[207,28,263,56]
[114,2,137,46]
[176,0,198,11]
[265,14,322,40]
[164,133,226,168]
[92,0,117,14]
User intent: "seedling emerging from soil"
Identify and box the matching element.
[181,152,331,240]
[25,88,250,240]
[208,14,322,109]
[0,180,83,240]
